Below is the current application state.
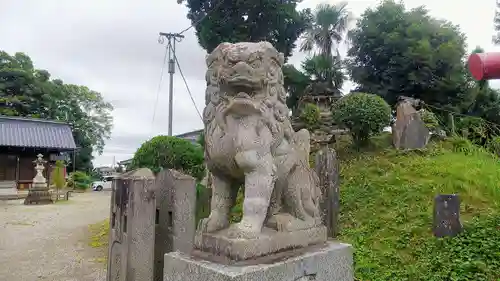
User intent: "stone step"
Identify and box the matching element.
[0,181,16,189]
[0,181,17,198]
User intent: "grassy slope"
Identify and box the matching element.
[339,137,500,281]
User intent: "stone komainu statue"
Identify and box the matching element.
[199,41,324,238]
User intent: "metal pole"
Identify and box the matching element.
[168,39,175,136]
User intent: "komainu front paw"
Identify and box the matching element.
[197,212,229,234]
[226,221,261,239]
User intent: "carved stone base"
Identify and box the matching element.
[24,184,53,205]
[164,241,354,281]
[194,225,327,261]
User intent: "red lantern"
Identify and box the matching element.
[468,52,500,81]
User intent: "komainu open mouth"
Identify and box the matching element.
[226,96,260,116]
[225,74,261,89]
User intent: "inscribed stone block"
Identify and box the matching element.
[433,194,462,237]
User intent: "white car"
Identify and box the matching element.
[91,176,114,191]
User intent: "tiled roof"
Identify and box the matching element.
[175,129,203,138]
[0,116,77,150]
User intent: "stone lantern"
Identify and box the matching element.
[24,154,53,205]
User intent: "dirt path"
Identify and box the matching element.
[0,192,110,281]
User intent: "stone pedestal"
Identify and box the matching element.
[164,242,353,281]
[195,226,327,261]
[24,183,52,205]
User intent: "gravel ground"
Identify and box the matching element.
[0,191,111,281]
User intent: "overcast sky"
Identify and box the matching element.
[1,0,498,167]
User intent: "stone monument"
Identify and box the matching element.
[164,42,353,281]
[392,96,430,149]
[24,154,53,205]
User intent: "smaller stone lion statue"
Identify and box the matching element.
[200,41,323,238]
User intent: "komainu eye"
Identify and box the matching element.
[251,59,262,68]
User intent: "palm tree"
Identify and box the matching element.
[302,55,345,90]
[300,2,353,58]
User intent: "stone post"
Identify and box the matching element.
[107,168,156,281]
[314,147,341,238]
[153,169,196,281]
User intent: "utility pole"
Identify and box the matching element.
[158,32,184,136]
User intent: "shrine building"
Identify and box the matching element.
[0,116,77,190]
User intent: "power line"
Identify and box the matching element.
[178,0,225,35]
[173,52,203,121]
[150,44,169,132]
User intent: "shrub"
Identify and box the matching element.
[487,136,500,156]
[332,92,391,147]
[419,108,440,131]
[130,135,205,180]
[67,171,91,190]
[299,103,321,130]
[455,116,488,144]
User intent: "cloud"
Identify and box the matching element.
[0,0,498,166]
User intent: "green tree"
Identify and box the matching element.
[302,54,345,90]
[347,0,471,109]
[130,136,205,180]
[51,160,66,192]
[332,92,391,147]
[283,64,310,112]
[177,0,312,59]
[493,1,500,44]
[0,50,113,171]
[300,2,352,58]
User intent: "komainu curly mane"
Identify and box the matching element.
[198,41,323,237]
